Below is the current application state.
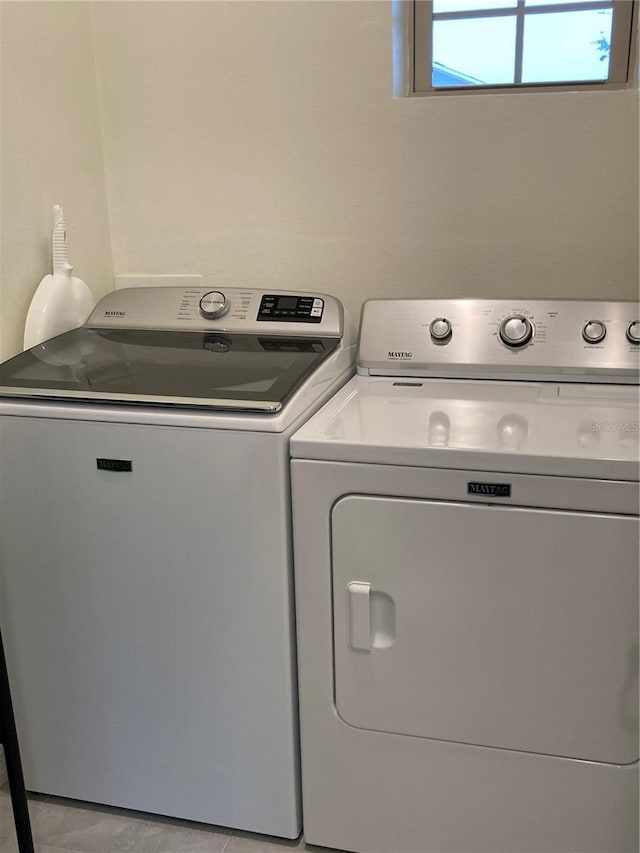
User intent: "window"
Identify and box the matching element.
[398,0,637,94]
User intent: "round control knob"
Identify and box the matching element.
[626,321,640,344]
[499,315,533,348]
[582,320,606,344]
[429,317,452,342]
[199,290,229,319]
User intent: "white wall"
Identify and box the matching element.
[0,1,113,361]
[1,0,638,360]
[90,0,639,336]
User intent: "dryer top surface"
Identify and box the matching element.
[290,375,640,480]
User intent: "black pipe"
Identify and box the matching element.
[0,627,34,853]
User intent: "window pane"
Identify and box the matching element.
[522,9,613,82]
[525,0,605,5]
[433,16,516,86]
[433,0,516,12]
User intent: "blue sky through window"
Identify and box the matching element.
[432,2,613,87]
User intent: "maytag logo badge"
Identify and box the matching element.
[105,310,126,317]
[388,351,413,359]
[468,481,511,498]
[97,458,132,472]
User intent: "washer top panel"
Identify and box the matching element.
[358,299,639,383]
[0,288,348,413]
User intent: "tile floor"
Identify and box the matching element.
[0,785,343,853]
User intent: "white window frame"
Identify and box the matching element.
[392,0,638,96]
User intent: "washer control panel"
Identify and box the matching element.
[358,299,639,383]
[87,287,343,337]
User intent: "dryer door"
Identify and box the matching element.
[331,495,639,765]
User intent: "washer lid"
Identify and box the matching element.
[0,327,340,412]
[290,375,640,480]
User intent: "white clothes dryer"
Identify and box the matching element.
[0,286,354,838]
[291,298,639,853]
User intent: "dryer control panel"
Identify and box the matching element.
[358,299,639,383]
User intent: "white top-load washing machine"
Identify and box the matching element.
[0,286,353,838]
[291,298,639,853]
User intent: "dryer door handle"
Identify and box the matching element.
[347,582,371,652]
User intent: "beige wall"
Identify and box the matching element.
[0,1,113,361]
[90,0,639,336]
[1,0,638,359]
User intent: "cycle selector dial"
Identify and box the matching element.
[627,322,640,344]
[199,291,230,320]
[582,321,606,344]
[499,315,534,348]
[429,317,452,342]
